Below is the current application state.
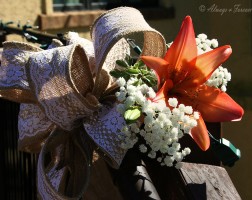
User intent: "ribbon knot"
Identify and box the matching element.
[0,7,166,199]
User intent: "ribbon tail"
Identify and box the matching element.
[37,128,91,199]
[18,103,55,153]
[83,103,127,169]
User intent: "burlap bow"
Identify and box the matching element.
[0,7,166,199]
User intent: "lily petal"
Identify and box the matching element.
[141,56,170,88]
[181,45,232,88]
[178,85,244,122]
[164,16,197,84]
[190,115,210,151]
[151,79,173,103]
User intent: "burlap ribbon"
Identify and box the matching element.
[0,7,166,199]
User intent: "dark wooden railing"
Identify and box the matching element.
[0,99,38,200]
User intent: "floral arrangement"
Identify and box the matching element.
[0,7,244,199]
[110,16,244,168]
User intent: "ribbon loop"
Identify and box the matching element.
[27,44,97,130]
[0,41,42,103]
[91,7,166,76]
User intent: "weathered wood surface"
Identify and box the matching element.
[83,153,123,200]
[86,153,241,200]
[180,162,241,200]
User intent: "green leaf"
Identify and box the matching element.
[116,60,129,68]
[140,69,149,75]
[110,70,130,80]
[110,70,124,78]
[126,68,141,74]
[124,108,141,123]
[134,60,145,68]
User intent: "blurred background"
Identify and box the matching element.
[0,0,251,199]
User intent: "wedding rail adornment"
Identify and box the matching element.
[0,7,244,199]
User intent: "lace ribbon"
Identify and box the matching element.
[0,7,166,199]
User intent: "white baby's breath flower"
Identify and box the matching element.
[184,106,193,114]
[139,129,146,136]
[174,152,183,162]
[195,37,201,45]
[157,112,167,122]
[168,97,178,108]
[147,88,156,98]
[178,130,184,139]
[221,85,227,92]
[168,147,176,155]
[127,77,137,85]
[211,39,218,48]
[126,85,137,95]
[197,33,207,41]
[160,144,168,153]
[116,77,126,87]
[142,100,153,113]
[116,91,126,102]
[148,150,157,159]
[164,156,175,167]
[178,104,185,112]
[162,107,171,114]
[124,96,136,108]
[182,115,190,123]
[130,123,139,132]
[135,92,146,106]
[144,123,152,132]
[182,147,191,156]
[144,115,154,124]
[140,84,149,94]
[120,142,128,149]
[171,127,178,136]
[197,43,203,50]
[154,101,167,111]
[139,144,148,153]
[189,119,197,128]
[205,39,212,46]
[193,111,200,119]
[202,43,209,51]
[172,142,181,151]
[175,162,183,169]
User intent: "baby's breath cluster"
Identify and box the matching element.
[196,33,231,92]
[196,33,218,54]
[116,77,199,168]
[206,66,231,92]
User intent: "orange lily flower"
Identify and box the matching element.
[141,16,244,151]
